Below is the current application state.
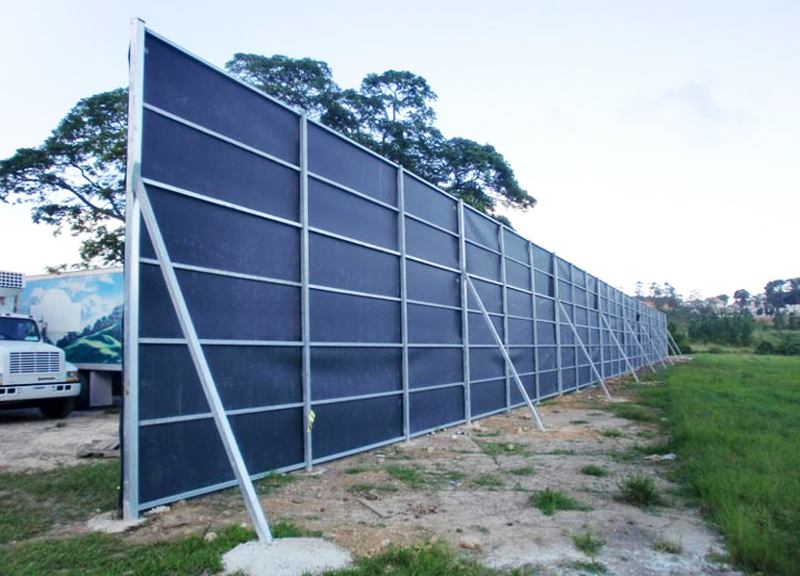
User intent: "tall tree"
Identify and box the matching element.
[226,54,536,217]
[733,289,751,314]
[225,54,339,120]
[765,279,785,314]
[0,88,128,267]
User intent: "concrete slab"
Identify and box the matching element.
[87,511,146,534]
[222,538,351,576]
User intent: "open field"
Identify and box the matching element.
[1,367,748,576]
[640,354,800,575]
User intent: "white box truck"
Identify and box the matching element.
[0,271,81,418]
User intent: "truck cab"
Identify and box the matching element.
[0,313,81,418]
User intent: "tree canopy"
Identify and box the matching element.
[226,54,536,220]
[1,54,535,268]
[0,88,128,268]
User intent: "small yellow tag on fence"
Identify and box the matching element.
[307,409,316,432]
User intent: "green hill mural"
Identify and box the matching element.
[56,305,123,365]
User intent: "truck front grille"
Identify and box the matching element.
[9,352,61,374]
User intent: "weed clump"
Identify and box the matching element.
[652,540,682,554]
[472,473,503,489]
[572,529,606,556]
[527,489,590,516]
[617,473,663,507]
[581,465,609,477]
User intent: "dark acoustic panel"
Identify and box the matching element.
[471,379,506,416]
[561,348,575,368]
[509,347,535,374]
[409,347,463,388]
[313,396,403,458]
[309,178,397,251]
[307,123,397,206]
[573,268,586,287]
[142,110,300,222]
[410,386,465,433]
[508,319,534,345]
[405,218,459,269]
[467,278,503,314]
[503,230,530,264]
[310,290,400,343]
[468,312,505,345]
[144,186,300,280]
[408,304,462,344]
[310,233,399,297]
[404,174,458,232]
[311,348,402,400]
[464,208,500,251]
[144,34,299,165]
[539,371,559,397]
[538,347,558,371]
[407,260,460,307]
[506,260,531,291]
[532,245,553,273]
[139,409,303,504]
[138,263,182,339]
[507,289,533,318]
[558,280,572,302]
[536,296,555,321]
[557,258,571,280]
[510,374,536,405]
[469,347,506,381]
[563,368,577,390]
[139,264,301,341]
[535,271,554,297]
[466,243,501,282]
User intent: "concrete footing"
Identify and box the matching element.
[222,538,351,576]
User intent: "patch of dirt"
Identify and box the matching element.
[122,378,740,575]
[0,408,119,471]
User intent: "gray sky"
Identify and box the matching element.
[1,0,797,298]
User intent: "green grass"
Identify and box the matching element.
[324,543,538,575]
[384,465,464,490]
[572,529,606,556]
[255,472,295,494]
[581,464,609,477]
[641,354,800,575]
[652,539,682,554]
[347,483,399,497]
[570,419,589,425]
[474,440,529,458]
[472,473,504,489]
[608,403,660,424]
[527,489,590,516]
[0,524,256,575]
[509,466,536,476]
[344,467,367,475]
[271,517,323,538]
[616,473,663,507]
[0,460,119,543]
[562,559,609,574]
[600,428,622,438]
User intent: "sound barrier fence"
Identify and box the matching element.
[122,21,669,528]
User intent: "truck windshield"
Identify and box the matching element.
[0,317,41,342]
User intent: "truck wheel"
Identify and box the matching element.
[40,397,77,419]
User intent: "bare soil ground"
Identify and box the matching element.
[0,408,119,471]
[0,382,741,575]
